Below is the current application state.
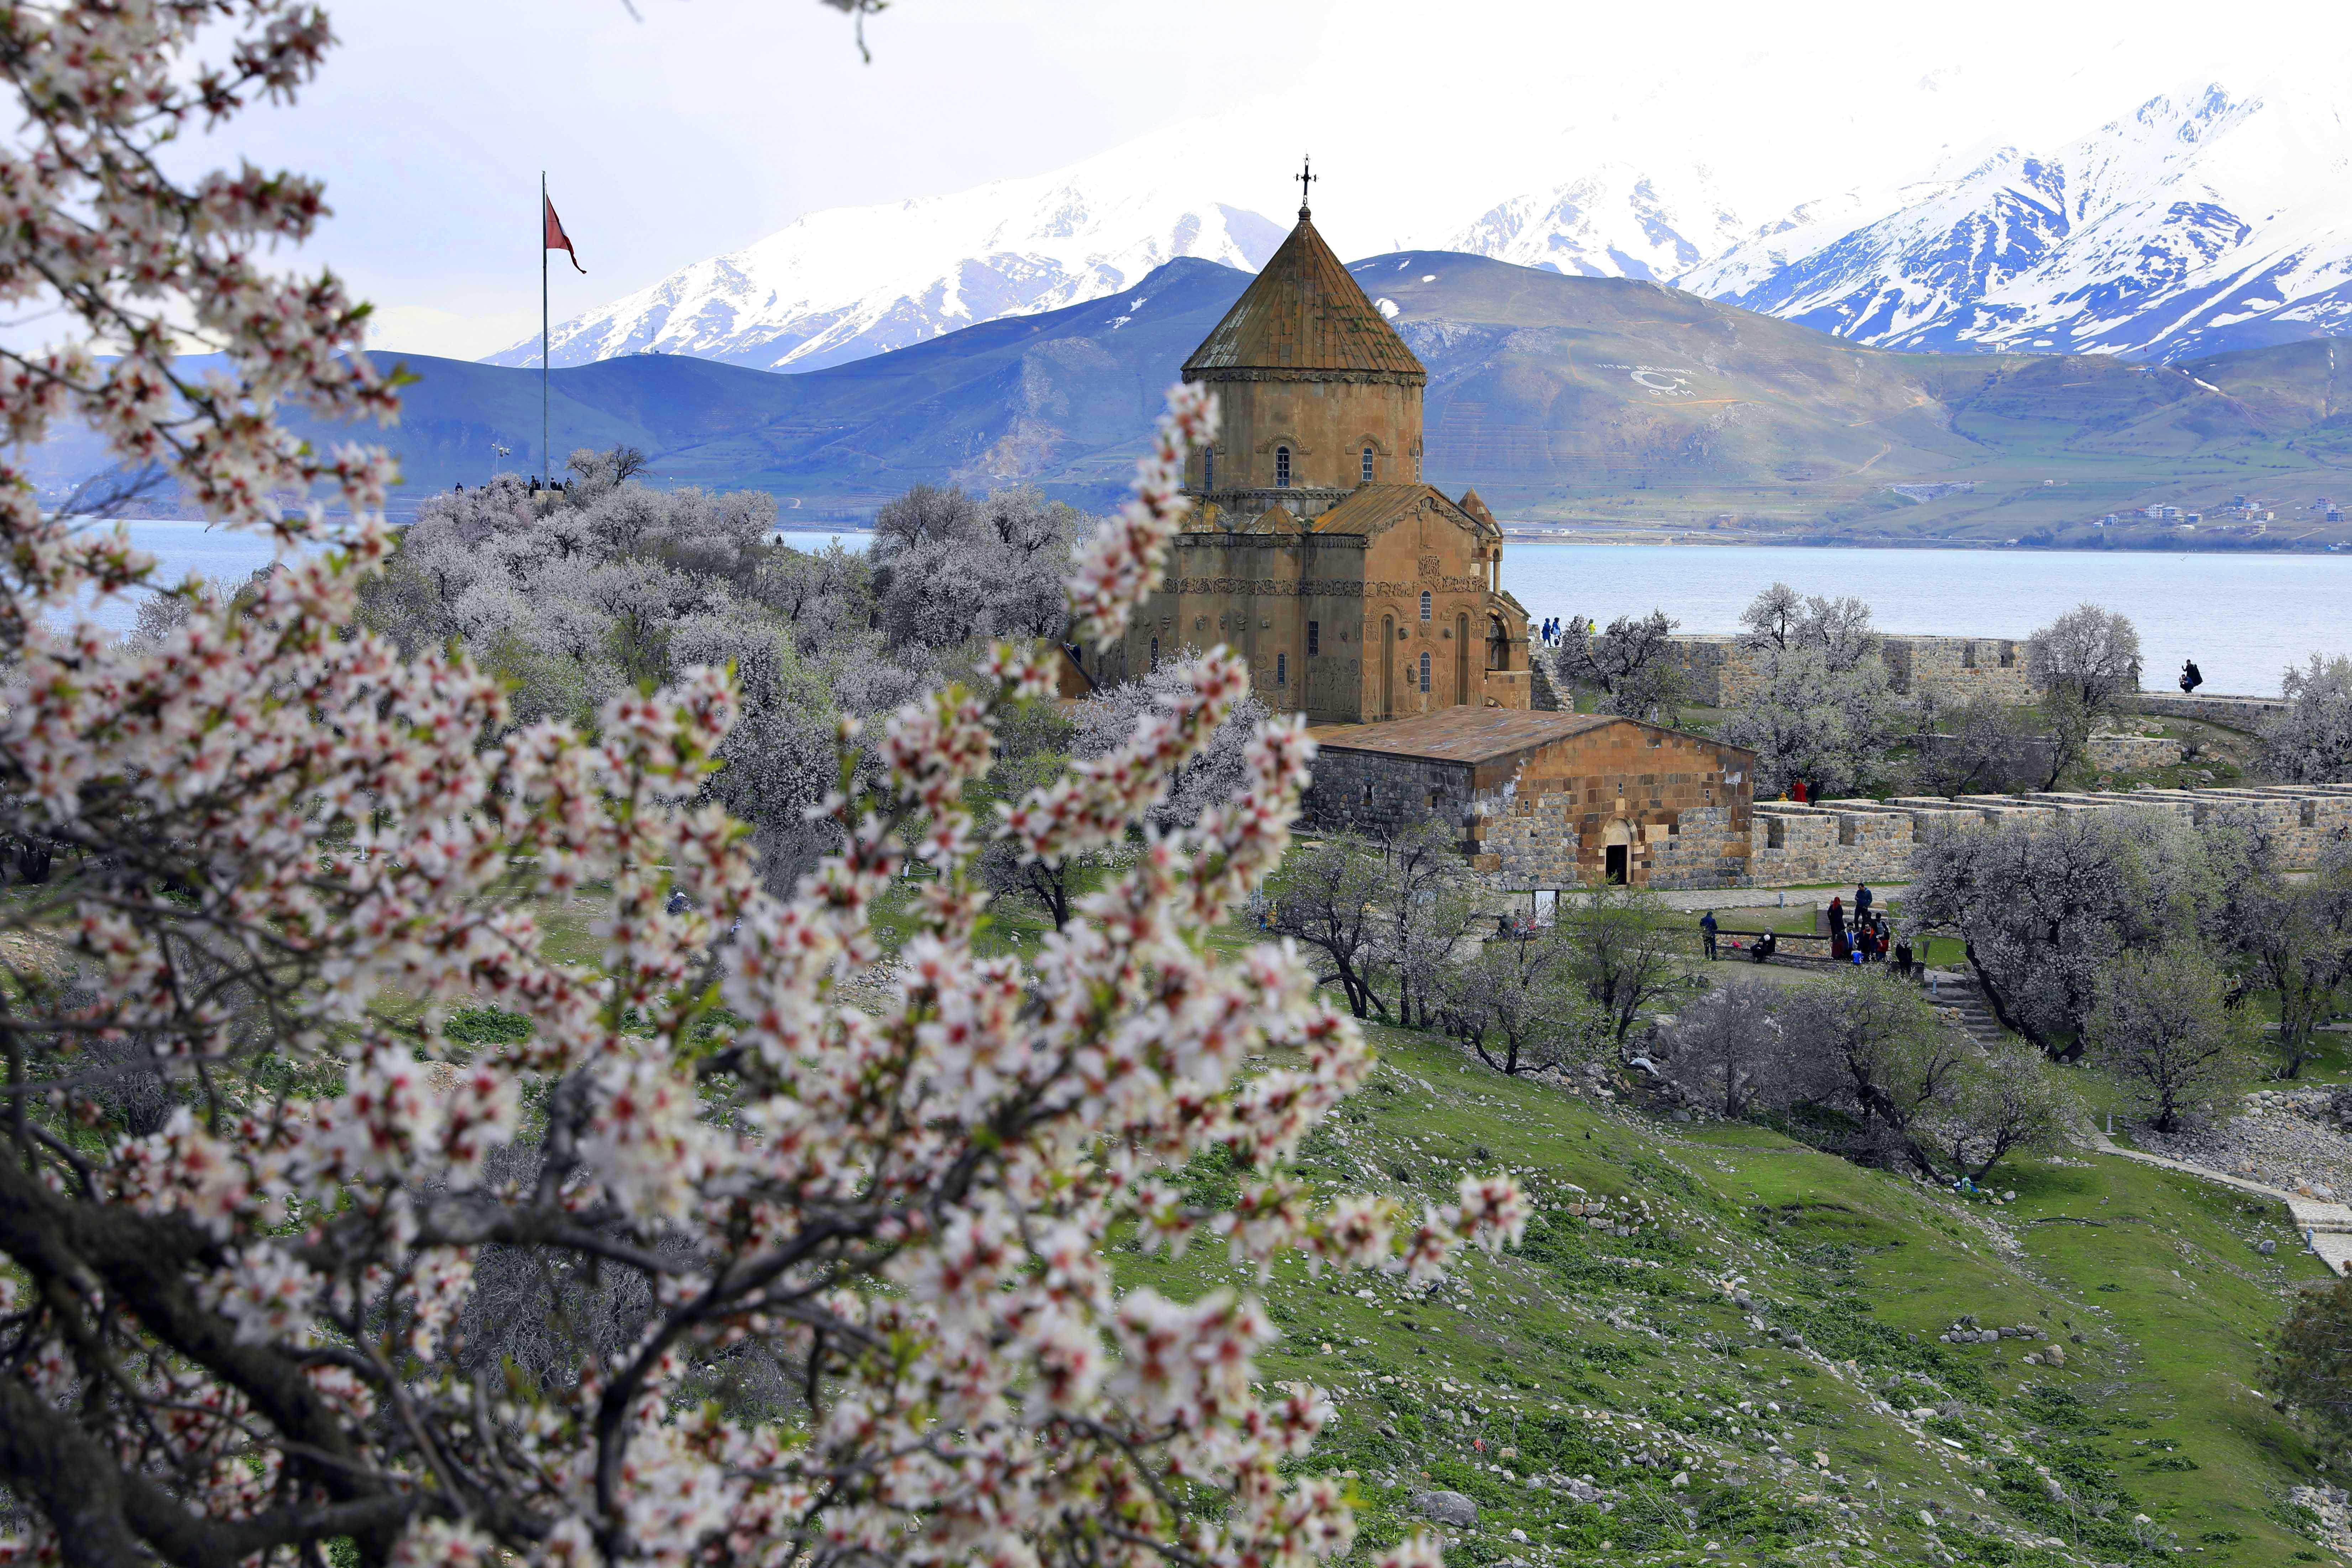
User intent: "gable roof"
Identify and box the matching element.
[1310,710,1615,763]
[1308,483,1466,536]
[1181,214,1425,380]
[1308,709,1753,765]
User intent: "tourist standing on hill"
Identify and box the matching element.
[2180,659,2204,694]
[1855,882,1873,923]
[1700,909,1718,960]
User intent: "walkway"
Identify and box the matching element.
[2086,1131,2352,1274]
[1556,883,1912,913]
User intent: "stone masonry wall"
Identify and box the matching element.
[1642,804,1750,889]
[1475,782,1582,889]
[1661,633,2040,709]
[2133,691,2288,732]
[1742,784,2352,887]
[2085,733,2185,771]
[1299,747,1472,840]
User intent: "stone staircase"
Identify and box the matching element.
[1925,970,2009,1050]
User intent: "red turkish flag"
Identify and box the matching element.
[544,195,585,273]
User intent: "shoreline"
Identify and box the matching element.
[1493,527,2352,555]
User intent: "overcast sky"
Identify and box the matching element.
[205,0,2352,360]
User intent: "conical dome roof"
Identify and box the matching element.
[1182,211,1425,380]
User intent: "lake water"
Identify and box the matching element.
[89,525,2352,696]
[1501,543,2352,697]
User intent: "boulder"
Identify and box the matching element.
[1411,1491,1478,1528]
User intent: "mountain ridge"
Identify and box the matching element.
[499,81,2352,379]
[124,250,2352,552]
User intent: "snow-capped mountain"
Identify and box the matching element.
[1440,161,1747,282]
[488,144,1284,373]
[501,82,2352,375]
[1678,85,2352,359]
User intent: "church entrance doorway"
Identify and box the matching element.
[1601,816,1635,885]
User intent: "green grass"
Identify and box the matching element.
[1114,1024,2348,1567]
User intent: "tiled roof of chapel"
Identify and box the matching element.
[1181,211,1425,380]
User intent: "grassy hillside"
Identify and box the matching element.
[1137,1023,2347,1568]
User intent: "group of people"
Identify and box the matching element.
[1536,615,1575,648]
[1828,885,1915,975]
[1697,882,1920,977]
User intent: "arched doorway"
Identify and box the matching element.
[1455,612,1469,703]
[1381,615,1395,718]
[1601,817,1635,886]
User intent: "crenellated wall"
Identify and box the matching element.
[1661,634,2039,709]
[1741,784,2352,887]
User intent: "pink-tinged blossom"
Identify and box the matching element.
[200,1245,322,1346]
[0,7,1524,1553]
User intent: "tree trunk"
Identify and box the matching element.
[1964,942,2068,1059]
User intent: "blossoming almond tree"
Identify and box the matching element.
[0,8,1525,1568]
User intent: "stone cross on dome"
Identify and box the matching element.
[1297,155,1316,219]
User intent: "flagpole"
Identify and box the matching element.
[541,170,550,490]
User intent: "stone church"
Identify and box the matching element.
[1082,194,1532,723]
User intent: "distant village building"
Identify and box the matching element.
[1079,190,1532,723]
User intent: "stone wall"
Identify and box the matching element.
[1643,804,1752,889]
[1881,637,2038,705]
[1661,633,2038,709]
[1300,745,1473,842]
[2133,691,2286,733]
[1746,803,1922,887]
[2085,732,2185,771]
[1658,638,1757,707]
[1741,784,2352,888]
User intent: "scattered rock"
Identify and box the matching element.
[2044,1344,2065,1366]
[1411,1491,1478,1528]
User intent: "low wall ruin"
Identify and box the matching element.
[1744,784,2352,887]
[1661,634,2038,708]
[1473,783,2352,893]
